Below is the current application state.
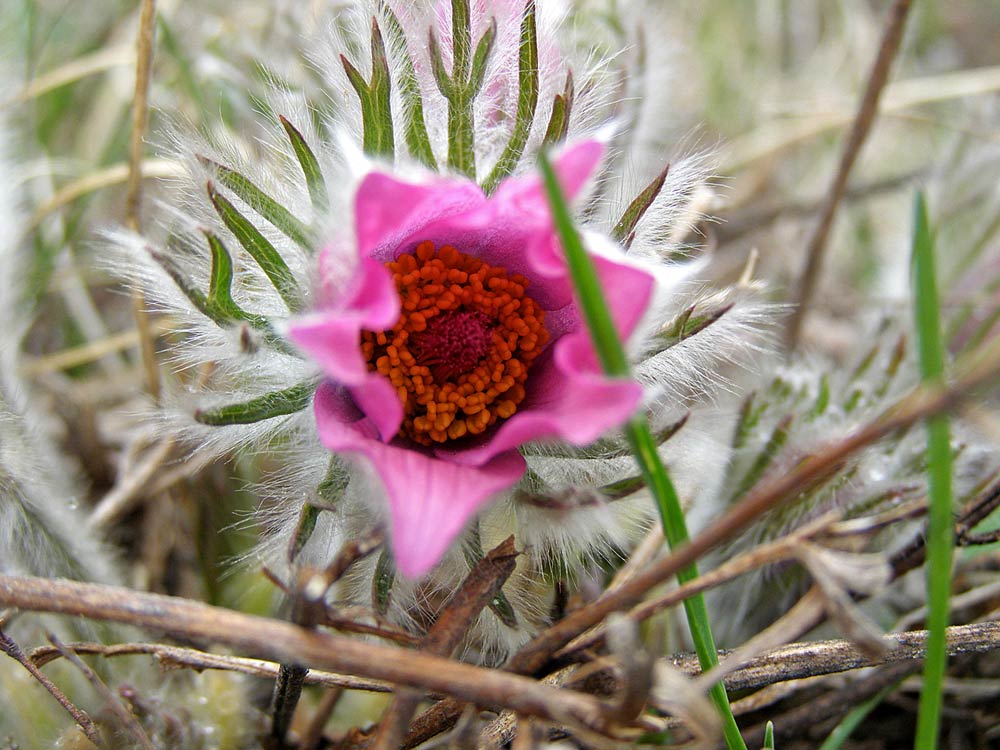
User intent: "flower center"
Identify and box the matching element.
[361,241,549,445]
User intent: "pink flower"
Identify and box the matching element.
[288,141,653,577]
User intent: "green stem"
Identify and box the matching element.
[911,191,952,750]
[539,152,746,750]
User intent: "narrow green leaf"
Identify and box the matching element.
[469,19,497,96]
[203,230,244,321]
[612,164,670,244]
[809,375,831,418]
[731,415,793,502]
[820,682,896,750]
[280,115,329,216]
[464,523,518,628]
[341,54,380,156]
[763,721,775,750]
[208,182,302,311]
[381,5,437,168]
[198,156,311,250]
[483,0,539,194]
[194,381,316,426]
[288,503,321,564]
[427,29,453,96]
[449,0,473,82]
[542,72,574,147]
[317,457,349,506]
[445,0,477,177]
[911,191,953,750]
[149,246,213,320]
[372,548,395,616]
[539,151,746,750]
[367,17,395,157]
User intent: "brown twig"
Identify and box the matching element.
[48,633,154,750]
[669,621,1000,690]
[744,662,918,747]
[507,338,1000,679]
[559,514,838,659]
[302,687,344,750]
[372,537,519,750]
[28,640,391,692]
[0,574,617,736]
[785,0,914,350]
[126,0,161,400]
[0,626,101,744]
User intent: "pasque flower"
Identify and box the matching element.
[288,140,653,577]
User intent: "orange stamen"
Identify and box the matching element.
[361,241,549,445]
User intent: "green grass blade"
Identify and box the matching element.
[911,191,953,750]
[539,152,746,750]
[194,381,316,426]
[763,721,775,750]
[199,156,312,250]
[208,182,302,312]
[280,116,329,217]
[820,682,896,750]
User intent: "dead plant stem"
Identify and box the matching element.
[785,0,914,350]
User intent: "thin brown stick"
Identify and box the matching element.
[785,0,914,350]
[28,640,391,692]
[670,620,1000,690]
[372,538,518,750]
[508,338,1000,678]
[48,633,154,750]
[0,574,616,735]
[0,627,101,744]
[302,687,344,750]
[559,514,837,659]
[126,0,161,400]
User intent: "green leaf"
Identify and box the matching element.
[288,503,321,564]
[468,19,497,96]
[731,415,793,502]
[809,375,831,418]
[912,191,953,750]
[340,18,395,158]
[381,5,437,168]
[612,164,670,245]
[372,548,396,616]
[483,0,539,194]
[149,246,213,320]
[203,230,242,320]
[208,182,302,311]
[542,71,574,147]
[449,0,478,178]
[194,381,316,426]
[198,156,312,250]
[763,721,775,750]
[539,151,745,750]
[464,522,518,628]
[819,681,896,750]
[280,115,329,216]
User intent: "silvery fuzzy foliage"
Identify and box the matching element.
[703,312,1000,646]
[104,0,772,662]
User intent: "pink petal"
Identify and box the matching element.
[287,257,404,440]
[354,172,484,261]
[314,383,526,577]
